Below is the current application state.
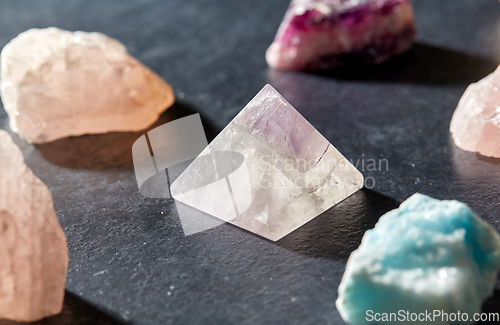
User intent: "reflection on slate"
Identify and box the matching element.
[272,43,498,86]
[35,102,217,170]
[0,291,124,325]
[277,189,400,260]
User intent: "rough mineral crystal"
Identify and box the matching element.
[171,84,364,241]
[336,193,500,325]
[450,65,500,158]
[0,130,68,322]
[1,27,175,144]
[266,0,416,71]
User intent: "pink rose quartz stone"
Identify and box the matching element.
[450,65,500,158]
[0,130,68,322]
[266,0,416,71]
[0,27,175,144]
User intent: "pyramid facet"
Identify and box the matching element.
[171,84,363,241]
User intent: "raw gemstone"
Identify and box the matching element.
[1,27,175,144]
[0,130,68,322]
[266,0,416,71]
[336,193,500,325]
[450,65,500,158]
[171,84,363,241]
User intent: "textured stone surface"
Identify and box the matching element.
[0,27,175,144]
[450,65,500,158]
[336,193,500,325]
[266,0,416,71]
[171,84,363,241]
[0,130,68,322]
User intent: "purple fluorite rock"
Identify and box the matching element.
[266,0,416,71]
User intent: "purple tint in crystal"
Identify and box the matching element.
[266,0,416,71]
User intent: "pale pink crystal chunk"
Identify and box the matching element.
[266,0,416,71]
[1,28,175,144]
[450,65,500,158]
[0,130,68,321]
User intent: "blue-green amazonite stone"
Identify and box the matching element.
[336,193,500,325]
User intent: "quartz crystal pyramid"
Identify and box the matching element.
[171,85,363,241]
[450,65,500,158]
[266,0,416,71]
